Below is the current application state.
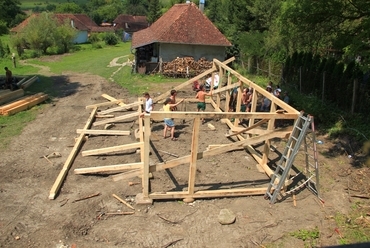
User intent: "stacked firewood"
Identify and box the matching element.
[162,57,212,77]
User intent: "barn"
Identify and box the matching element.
[131,2,232,74]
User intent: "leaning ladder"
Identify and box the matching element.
[264,112,319,204]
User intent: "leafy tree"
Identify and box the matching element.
[46,4,57,12]
[55,3,83,14]
[123,0,148,15]
[21,13,59,54]
[0,20,8,35]
[147,0,161,24]
[55,19,78,53]
[0,0,24,27]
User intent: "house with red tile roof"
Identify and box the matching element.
[131,3,232,73]
[113,15,149,35]
[11,14,113,44]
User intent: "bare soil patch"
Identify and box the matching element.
[0,69,369,247]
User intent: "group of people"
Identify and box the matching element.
[141,84,212,141]
[260,81,289,112]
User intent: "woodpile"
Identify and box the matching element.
[0,75,47,116]
[0,92,48,116]
[162,57,212,78]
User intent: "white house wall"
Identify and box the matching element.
[159,43,226,62]
[73,31,88,44]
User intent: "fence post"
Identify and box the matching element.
[351,79,358,114]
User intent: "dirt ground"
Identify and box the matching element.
[0,58,369,248]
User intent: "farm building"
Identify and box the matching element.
[11,14,113,44]
[131,2,232,74]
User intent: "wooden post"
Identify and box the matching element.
[261,103,276,165]
[351,79,358,114]
[187,118,200,200]
[225,71,231,111]
[142,114,151,197]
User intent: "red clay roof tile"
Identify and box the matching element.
[132,3,231,49]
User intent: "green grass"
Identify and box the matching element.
[0,108,38,150]
[19,0,88,10]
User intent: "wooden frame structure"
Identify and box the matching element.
[49,57,300,203]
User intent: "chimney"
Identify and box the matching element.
[199,0,205,13]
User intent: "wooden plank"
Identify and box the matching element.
[81,142,143,156]
[142,114,151,197]
[149,187,267,199]
[86,99,124,109]
[0,89,24,105]
[76,129,130,136]
[226,119,268,137]
[150,111,298,120]
[188,118,200,195]
[4,94,48,116]
[74,162,143,174]
[112,169,142,181]
[49,107,97,199]
[99,101,142,114]
[93,112,139,126]
[201,130,291,158]
[101,94,125,106]
[0,89,11,96]
[0,95,34,114]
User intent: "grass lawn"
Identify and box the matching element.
[19,0,88,10]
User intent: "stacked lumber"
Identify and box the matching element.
[0,93,48,116]
[0,89,25,105]
[162,57,212,78]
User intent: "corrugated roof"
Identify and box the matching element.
[132,3,232,49]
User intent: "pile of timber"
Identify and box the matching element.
[0,92,48,116]
[162,57,212,78]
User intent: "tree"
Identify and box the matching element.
[123,0,148,16]
[21,13,59,54]
[147,0,161,24]
[0,0,24,27]
[55,3,83,14]
[55,19,78,53]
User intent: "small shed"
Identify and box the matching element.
[131,3,232,74]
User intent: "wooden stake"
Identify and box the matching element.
[293,194,296,207]
[105,212,135,215]
[72,192,100,203]
[112,194,135,210]
[43,155,53,164]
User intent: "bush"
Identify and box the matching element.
[89,33,100,43]
[103,32,119,45]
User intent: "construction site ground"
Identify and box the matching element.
[0,59,369,248]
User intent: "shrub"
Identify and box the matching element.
[103,32,119,45]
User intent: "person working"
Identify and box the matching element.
[140,92,153,117]
[196,85,213,124]
[163,98,184,141]
[4,67,13,89]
